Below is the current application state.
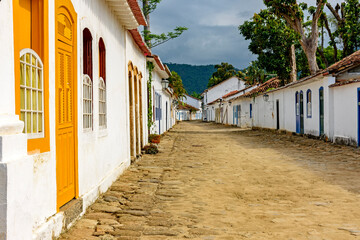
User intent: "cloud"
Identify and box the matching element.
[148,0,343,69]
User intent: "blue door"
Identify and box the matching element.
[358,88,360,146]
[319,87,324,136]
[237,105,241,126]
[300,91,304,134]
[296,92,300,133]
[233,106,236,125]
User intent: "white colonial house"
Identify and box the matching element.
[177,94,202,121]
[0,1,175,239]
[220,51,360,147]
[147,55,175,134]
[202,76,247,122]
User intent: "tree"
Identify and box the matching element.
[327,0,360,58]
[264,0,327,75]
[207,62,237,88]
[168,71,187,99]
[238,61,273,85]
[239,10,298,83]
[142,0,188,48]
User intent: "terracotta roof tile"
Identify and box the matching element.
[178,102,199,111]
[329,78,360,88]
[222,90,240,99]
[241,77,281,98]
[127,0,147,26]
[128,29,151,56]
[154,55,165,71]
[327,50,360,74]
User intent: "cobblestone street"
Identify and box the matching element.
[60,121,360,240]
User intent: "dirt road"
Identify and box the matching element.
[60,121,360,240]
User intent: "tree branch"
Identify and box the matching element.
[326,3,341,22]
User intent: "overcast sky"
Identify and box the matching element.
[148,0,342,69]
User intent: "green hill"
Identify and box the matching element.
[166,63,215,94]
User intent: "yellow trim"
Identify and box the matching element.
[13,0,50,153]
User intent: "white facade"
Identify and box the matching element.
[0,0,173,239]
[218,56,360,147]
[148,57,175,135]
[176,94,202,121]
[202,77,247,122]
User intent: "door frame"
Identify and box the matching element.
[55,0,78,211]
[300,91,304,134]
[295,91,300,133]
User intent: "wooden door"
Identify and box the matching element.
[55,2,77,209]
[128,71,135,158]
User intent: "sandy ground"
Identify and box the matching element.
[60,121,360,240]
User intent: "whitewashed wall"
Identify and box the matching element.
[183,95,201,109]
[151,68,173,134]
[332,82,360,146]
[0,0,149,238]
[204,77,246,105]
[0,1,15,115]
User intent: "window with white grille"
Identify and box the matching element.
[99,38,107,128]
[20,49,44,139]
[307,90,312,118]
[99,77,107,128]
[83,74,93,129]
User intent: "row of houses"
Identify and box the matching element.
[176,94,202,121]
[0,1,178,239]
[202,51,360,147]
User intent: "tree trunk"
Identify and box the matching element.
[300,35,319,75]
[143,0,151,45]
[289,44,297,83]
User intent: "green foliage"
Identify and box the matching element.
[332,0,360,57]
[207,62,238,88]
[143,27,188,48]
[264,0,327,74]
[142,0,188,48]
[142,0,161,16]
[316,46,342,69]
[239,9,299,81]
[147,61,155,129]
[238,61,269,85]
[168,71,187,98]
[166,63,215,94]
[190,92,202,99]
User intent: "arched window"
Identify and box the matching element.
[99,38,107,128]
[20,49,44,138]
[306,89,312,118]
[83,28,93,129]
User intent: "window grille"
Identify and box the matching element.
[99,77,107,128]
[83,74,93,129]
[20,49,44,139]
[307,90,312,118]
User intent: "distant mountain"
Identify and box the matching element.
[166,63,215,94]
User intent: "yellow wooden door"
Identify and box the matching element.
[55,2,77,209]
